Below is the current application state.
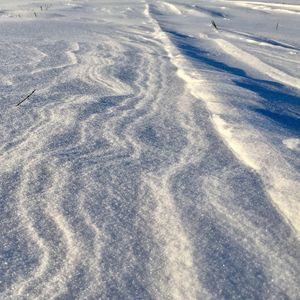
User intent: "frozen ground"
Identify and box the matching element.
[0,0,299,299]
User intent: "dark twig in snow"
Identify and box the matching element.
[211,20,218,30]
[16,90,36,106]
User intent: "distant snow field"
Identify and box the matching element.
[0,0,299,299]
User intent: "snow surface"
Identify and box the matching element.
[0,0,299,299]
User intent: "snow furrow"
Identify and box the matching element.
[215,38,300,90]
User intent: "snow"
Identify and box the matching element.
[0,0,299,299]
[283,138,300,151]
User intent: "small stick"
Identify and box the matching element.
[211,20,218,30]
[16,90,36,106]
[276,22,279,30]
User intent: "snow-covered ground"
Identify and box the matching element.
[0,0,299,299]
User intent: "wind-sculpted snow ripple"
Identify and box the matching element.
[0,1,300,299]
[0,16,194,298]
